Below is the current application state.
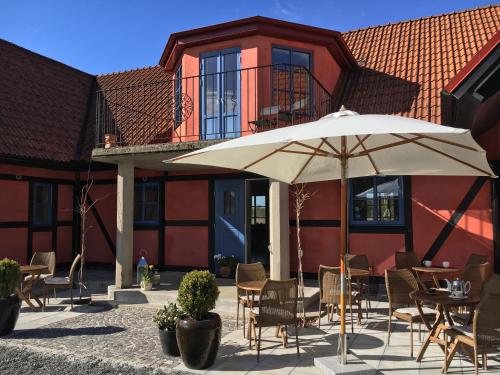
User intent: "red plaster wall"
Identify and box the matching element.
[0,228,27,264]
[32,231,52,253]
[165,180,209,220]
[165,227,208,267]
[290,227,340,273]
[412,176,493,271]
[57,227,73,263]
[0,180,28,221]
[0,165,73,180]
[289,181,340,220]
[57,184,73,221]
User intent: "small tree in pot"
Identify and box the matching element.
[153,303,183,356]
[0,258,22,336]
[176,270,220,369]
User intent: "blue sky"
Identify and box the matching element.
[0,0,494,75]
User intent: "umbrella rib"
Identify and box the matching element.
[409,133,480,152]
[243,142,293,169]
[321,138,341,156]
[170,150,209,162]
[293,141,331,156]
[349,134,371,154]
[281,150,332,157]
[393,134,494,176]
[355,135,379,174]
[291,139,326,184]
[350,135,425,157]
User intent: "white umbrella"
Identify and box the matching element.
[165,110,495,363]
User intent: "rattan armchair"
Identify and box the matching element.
[43,254,80,311]
[466,253,488,266]
[395,251,421,271]
[318,265,361,332]
[236,262,266,337]
[26,251,56,281]
[385,268,436,357]
[347,254,372,318]
[444,278,500,374]
[247,278,299,360]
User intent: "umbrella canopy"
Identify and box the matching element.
[168,112,494,182]
[165,110,495,364]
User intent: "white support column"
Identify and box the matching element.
[269,179,290,280]
[115,160,134,288]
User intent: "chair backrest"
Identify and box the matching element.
[385,268,419,308]
[473,290,500,346]
[236,262,266,284]
[68,254,81,283]
[318,265,341,305]
[30,251,56,275]
[258,278,298,327]
[466,253,488,266]
[347,254,369,271]
[482,273,500,296]
[462,263,489,295]
[395,251,420,270]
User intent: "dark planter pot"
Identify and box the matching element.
[219,266,232,278]
[158,328,180,357]
[176,313,221,369]
[0,295,21,336]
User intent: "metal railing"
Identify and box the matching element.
[95,64,333,148]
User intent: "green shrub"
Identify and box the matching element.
[141,265,154,283]
[0,258,21,299]
[177,270,219,320]
[153,302,184,331]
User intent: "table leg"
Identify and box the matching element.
[431,274,441,288]
[15,286,37,311]
[416,306,443,362]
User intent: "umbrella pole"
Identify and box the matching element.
[338,137,348,364]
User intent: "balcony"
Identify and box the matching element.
[95,64,333,149]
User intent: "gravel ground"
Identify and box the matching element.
[0,305,237,375]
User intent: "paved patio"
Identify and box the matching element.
[3,285,498,375]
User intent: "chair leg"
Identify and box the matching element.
[443,331,448,374]
[474,346,479,375]
[410,322,414,358]
[248,320,252,348]
[70,287,73,310]
[387,314,392,345]
[236,301,240,330]
[295,324,299,358]
[243,305,246,338]
[42,287,46,312]
[257,326,262,361]
[418,323,422,342]
[482,353,487,370]
[318,301,322,329]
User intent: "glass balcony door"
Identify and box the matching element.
[201,49,240,139]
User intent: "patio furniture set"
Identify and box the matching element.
[234,252,498,373]
[15,251,81,311]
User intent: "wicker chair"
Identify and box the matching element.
[466,253,488,266]
[395,251,421,271]
[248,278,299,360]
[385,268,436,357]
[444,282,500,374]
[318,265,361,332]
[236,262,266,337]
[43,254,80,311]
[347,254,372,318]
[26,251,56,281]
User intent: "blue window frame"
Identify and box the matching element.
[174,64,183,128]
[350,176,404,225]
[134,182,160,225]
[32,183,53,226]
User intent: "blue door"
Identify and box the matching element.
[201,49,240,139]
[214,179,245,264]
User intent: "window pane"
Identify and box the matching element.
[223,53,238,116]
[376,176,400,222]
[134,183,160,224]
[272,48,290,65]
[204,56,218,117]
[352,177,375,221]
[291,51,310,69]
[144,203,159,222]
[33,184,51,225]
[145,186,159,203]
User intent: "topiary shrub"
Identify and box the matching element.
[177,270,219,320]
[0,258,21,299]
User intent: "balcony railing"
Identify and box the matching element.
[95,64,333,148]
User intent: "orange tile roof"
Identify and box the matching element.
[340,5,500,124]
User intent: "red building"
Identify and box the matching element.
[0,7,498,284]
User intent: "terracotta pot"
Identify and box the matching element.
[176,313,221,369]
[158,328,180,356]
[0,295,21,336]
[219,266,232,278]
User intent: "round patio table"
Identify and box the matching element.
[238,280,266,309]
[17,264,49,311]
[412,289,480,363]
[412,266,460,289]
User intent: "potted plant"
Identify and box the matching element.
[176,270,221,369]
[140,265,154,291]
[0,258,21,336]
[153,303,183,356]
[213,254,237,278]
